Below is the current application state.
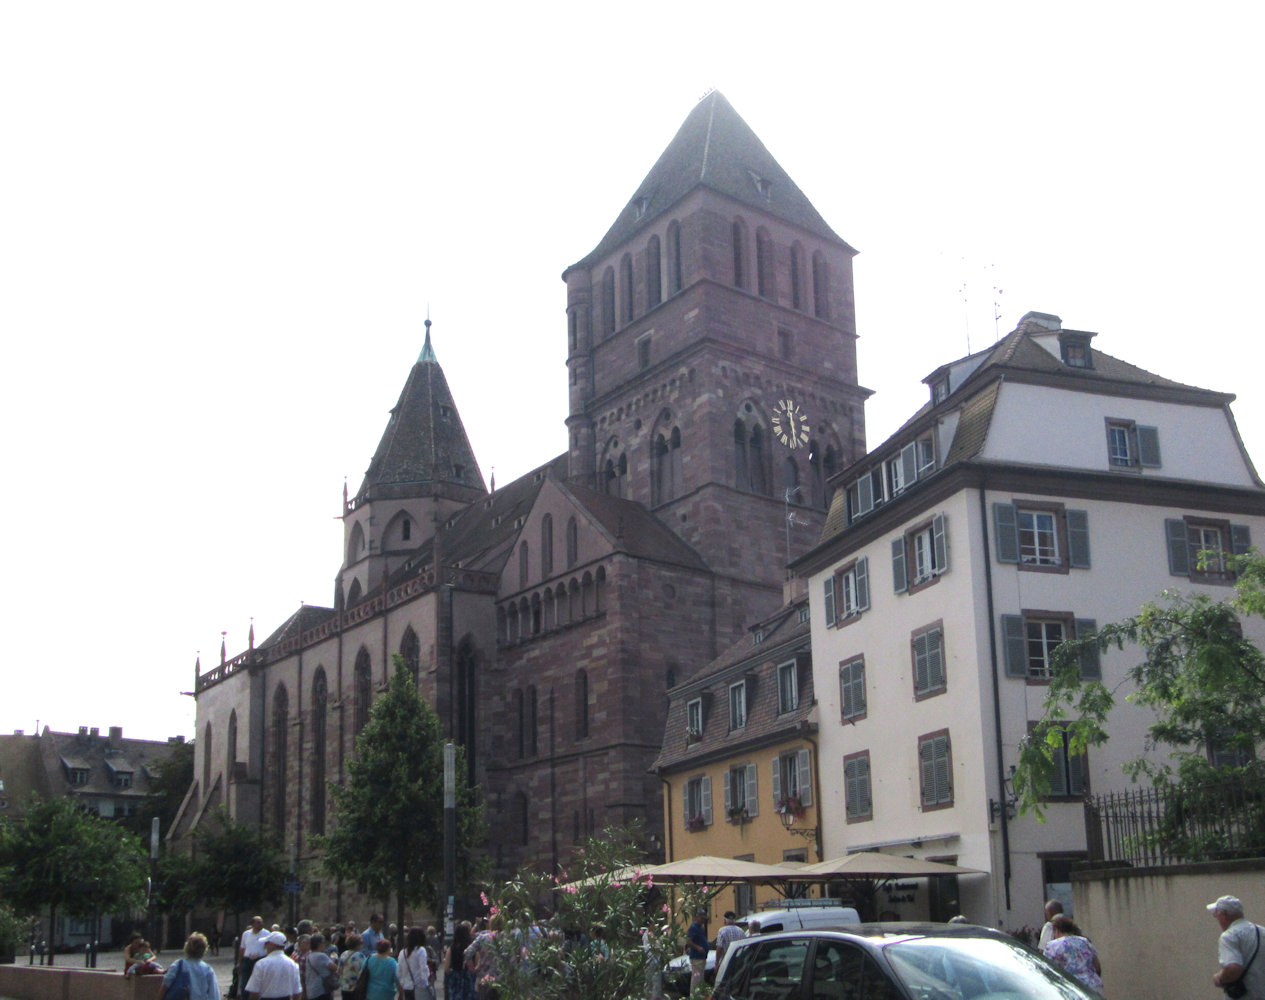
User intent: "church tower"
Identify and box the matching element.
[339,321,487,606]
[562,92,869,624]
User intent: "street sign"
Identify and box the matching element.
[284,880,302,894]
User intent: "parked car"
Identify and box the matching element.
[666,904,862,995]
[710,923,1102,1000]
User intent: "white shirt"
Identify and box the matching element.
[246,948,302,999]
[1220,918,1265,1000]
[242,927,270,960]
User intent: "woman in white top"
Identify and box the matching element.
[397,927,435,1000]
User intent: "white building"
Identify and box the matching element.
[792,311,1265,929]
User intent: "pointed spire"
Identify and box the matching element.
[195,653,201,677]
[419,315,437,364]
[490,467,496,493]
[220,631,227,665]
[249,619,255,650]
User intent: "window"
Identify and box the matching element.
[993,502,1090,572]
[823,557,869,624]
[839,657,866,722]
[729,680,748,731]
[646,235,662,307]
[1106,419,1161,469]
[912,623,946,698]
[637,334,651,370]
[620,253,635,324]
[885,443,916,497]
[772,748,813,810]
[69,768,90,786]
[1207,727,1254,769]
[566,516,578,568]
[114,771,132,789]
[541,515,553,577]
[777,661,799,714]
[1045,726,1087,798]
[684,775,713,829]
[893,513,948,592]
[931,377,949,404]
[732,219,748,289]
[686,698,703,739]
[311,668,327,834]
[812,250,830,319]
[756,228,776,300]
[797,604,810,624]
[777,328,794,360]
[915,435,936,477]
[918,730,953,810]
[402,517,411,541]
[1166,518,1251,582]
[599,267,615,337]
[1001,614,1100,681]
[724,763,758,820]
[844,751,872,822]
[1062,341,1091,368]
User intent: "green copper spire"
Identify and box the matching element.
[418,317,437,364]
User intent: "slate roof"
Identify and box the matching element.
[356,324,487,502]
[561,481,711,571]
[568,91,853,274]
[259,604,337,650]
[653,594,814,772]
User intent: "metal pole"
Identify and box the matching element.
[443,742,456,942]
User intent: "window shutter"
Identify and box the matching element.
[919,738,935,806]
[857,474,873,514]
[912,632,929,691]
[929,629,945,689]
[1068,743,1086,796]
[932,513,948,573]
[823,576,836,625]
[934,735,951,803]
[723,771,732,814]
[1137,426,1162,467]
[700,775,712,825]
[1165,519,1190,575]
[683,782,691,820]
[797,749,813,807]
[993,503,1020,563]
[892,538,908,593]
[1049,736,1069,797]
[745,764,759,817]
[771,757,781,806]
[1066,510,1091,569]
[1232,524,1253,556]
[858,758,871,814]
[1074,619,1101,680]
[900,442,917,486]
[845,758,860,813]
[1002,614,1027,677]
[855,557,870,611]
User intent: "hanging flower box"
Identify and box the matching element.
[726,806,750,827]
[685,814,706,833]
[776,795,806,820]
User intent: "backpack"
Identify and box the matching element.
[166,959,192,1000]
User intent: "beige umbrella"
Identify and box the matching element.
[794,853,984,878]
[646,855,806,884]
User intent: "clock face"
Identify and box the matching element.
[772,399,810,449]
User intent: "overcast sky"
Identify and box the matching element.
[3,3,1262,743]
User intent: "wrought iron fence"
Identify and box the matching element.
[1085,773,1265,867]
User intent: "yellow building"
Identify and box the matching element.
[652,586,822,919]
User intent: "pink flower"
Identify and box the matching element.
[489,906,499,916]
[661,904,670,913]
[480,892,490,906]
[565,885,578,894]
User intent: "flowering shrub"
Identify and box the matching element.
[475,823,708,1000]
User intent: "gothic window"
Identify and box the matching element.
[402,517,411,541]
[653,424,683,504]
[226,710,237,781]
[519,541,529,589]
[620,253,635,325]
[531,593,542,635]
[311,668,327,834]
[541,515,554,578]
[347,521,365,564]
[667,220,683,295]
[790,242,806,310]
[271,683,289,834]
[346,578,363,607]
[507,602,519,644]
[543,588,555,629]
[202,722,212,788]
[582,572,594,616]
[646,235,662,307]
[576,669,589,739]
[734,416,770,495]
[812,251,830,320]
[400,627,420,685]
[566,516,578,568]
[809,439,841,511]
[732,218,749,289]
[569,309,578,352]
[756,227,776,300]
[602,443,627,499]
[595,566,606,613]
[555,583,568,626]
[600,267,615,338]
[354,648,372,736]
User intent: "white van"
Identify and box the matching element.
[738,901,861,933]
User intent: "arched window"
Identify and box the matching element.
[568,309,578,353]
[735,417,769,495]
[519,540,529,589]
[512,689,524,759]
[566,517,578,568]
[347,522,365,564]
[732,219,748,289]
[756,228,776,300]
[515,791,530,846]
[400,627,420,685]
[823,445,840,510]
[620,253,635,325]
[346,577,363,607]
[531,593,542,635]
[600,267,615,337]
[311,669,327,834]
[226,710,237,782]
[354,648,372,736]
[653,422,683,505]
[526,685,538,756]
[507,603,519,644]
[646,235,662,307]
[595,566,606,613]
[569,579,581,621]
[271,683,288,834]
[541,515,554,578]
[202,722,212,789]
[555,583,568,626]
[575,669,590,739]
[543,588,555,630]
[497,606,507,645]
[667,220,683,295]
[581,572,594,616]
[813,251,830,319]
[790,243,806,311]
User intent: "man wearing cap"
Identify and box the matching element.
[715,912,744,962]
[245,930,302,1000]
[1209,895,1265,998]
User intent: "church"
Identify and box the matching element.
[175,91,869,914]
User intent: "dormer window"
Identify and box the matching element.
[1059,331,1095,369]
[632,195,651,220]
[931,377,949,404]
[753,629,765,645]
[748,171,773,201]
[69,768,90,785]
[439,405,450,420]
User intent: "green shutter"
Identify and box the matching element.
[900,443,917,487]
[797,749,813,807]
[929,629,945,689]
[1165,519,1190,576]
[1002,614,1027,677]
[994,503,1020,563]
[1066,510,1091,569]
[823,576,836,625]
[1137,426,1162,467]
[745,764,759,817]
[932,513,948,573]
[1074,619,1100,680]
[700,775,712,826]
[913,632,929,692]
[855,557,870,611]
[892,538,908,593]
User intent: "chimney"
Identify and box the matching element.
[79,726,89,736]
[13,730,23,736]
[109,726,123,748]
[90,727,100,738]
[1017,310,1062,331]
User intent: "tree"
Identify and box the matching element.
[193,808,286,931]
[142,737,195,838]
[0,796,148,964]
[479,823,708,1000]
[317,655,486,931]
[1014,551,1265,821]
